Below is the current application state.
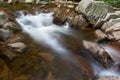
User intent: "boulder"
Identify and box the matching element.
[76,0,114,28]
[101,18,120,31]
[7,42,28,53]
[0,11,8,26]
[105,23,120,33]
[0,29,13,41]
[95,30,107,39]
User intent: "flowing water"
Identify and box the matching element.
[16,12,120,80]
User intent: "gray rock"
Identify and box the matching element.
[103,13,120,21]
[7,42,28,53]
[111,31,120,40]
[0,29,13,41]
[105,23,120,33]
[3,22,21,32]
[76,0,114,28]
[0,11,8,26]
[83,40,104,56]
[95,30,107,39]
[102,18,120,31]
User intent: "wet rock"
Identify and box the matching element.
[83,40,104,56]
[0,11,8,26]
[76,0,114,28]
[98,76,120,80]
[95,30,107,39]
[7,42,28,53]
[0,29,13,41]
[3,22,21,32]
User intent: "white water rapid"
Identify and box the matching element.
[16,12,78,63]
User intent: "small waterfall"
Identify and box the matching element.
[100,44,120,63]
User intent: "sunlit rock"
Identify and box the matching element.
[0,28,13,41]
[76,0,114,28]
[95,30,107,39]
[7,42,28,53]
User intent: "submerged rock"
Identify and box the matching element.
[0,28,13,41]
[7,42,28,53]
